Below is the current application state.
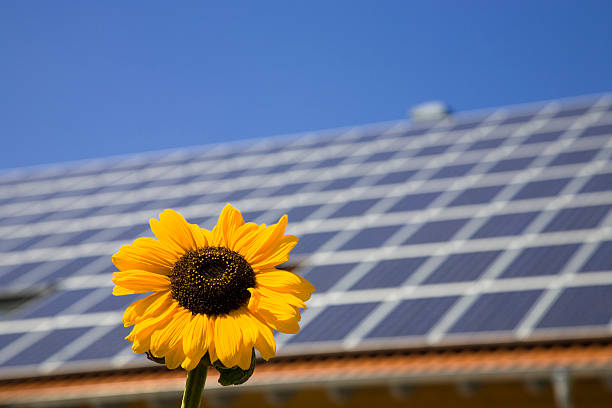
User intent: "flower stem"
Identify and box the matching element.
[181,363,208,408]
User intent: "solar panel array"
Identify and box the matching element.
[1,95,612,378]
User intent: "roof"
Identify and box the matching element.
[2,342,612,405]
[0,93,612,381]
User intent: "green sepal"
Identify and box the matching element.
[213,349,256,386]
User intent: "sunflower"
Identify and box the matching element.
[112,204,315,372]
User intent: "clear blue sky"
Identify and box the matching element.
[1,1,611,170]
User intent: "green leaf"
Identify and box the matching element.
[213,349,256,386]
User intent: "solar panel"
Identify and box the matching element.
[471,212,539,238]
[536,285,612,328]
[350,257,428,290]
[366,297,459,338]
[448,290,542,333]
[301,263,359,292]
[580,241,612,272]
[511,178,571,200]
[1,94,612,377]
[498,244,581,278]
[340,225,403,250]
[67,325,131,362]
[424,251,501,283]
[288,303,379,343]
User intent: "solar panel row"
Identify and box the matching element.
[0,96,611,378]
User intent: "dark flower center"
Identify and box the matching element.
[169,247,256,316]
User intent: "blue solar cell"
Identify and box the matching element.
[430,163,476,179]
[500,114,534,125]
[511,178,570,200]
[328,198,379,218]
[219,169,246,179]
[522,130,564,145]
[2,327,92,367]
[14,289,96,319]
[272,182,309,196]
[466,138,505,151]
[0,261,45,282]
[222,188,255,202]
[309,157,346,169]
[264,163,296,174]
[553,106,591,118]
[536,285,612,328]
[91,258,117,275]
[41,256,105,281]
[146,175,199,188]
[84,293,144,313]
[59,229,105,246]
[548,149,599,166]
[579,123,612,138]
[5,259,71,287]
[285,204,322,222]
[375,170,418,185]
[241,210,266,222]
[543,204,611,232]
[403,218,468,244]
[448,185,504,207]
[110,225,152,242]
[87,202,143,217]
[388,192,441,212]
[340,225,402,250]
[580,241,612,272]
[288,303,379,343]
[416,144,453,157]
[0,212,52,227]
[471,211,539,238]
[487,156,536,173]
[449,290,542,333]
[321,176,362,191]
[100,181,150,193]
[0,333,24,354]
[1,235,50,252]
[68,325,132,361]
[499,244,581,279]
[424,251,501,284]
[350,257,428,290]
[579,172,612,193]
[291,231,338,255]
[301,263,358,292]
[451,121,481,131]
[366,297,459,338]
[364,151,397,162]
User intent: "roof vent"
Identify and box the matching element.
[409,101,452,122]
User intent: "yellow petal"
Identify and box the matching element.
[112,270,171,295]
[255,269,315,301]
[112,237,179,274]
[150,209,200,254]
[235,215,295,267]
[248,312,276,360]
[256,286,306,309]
[183,313,209,357]
[150,308,191,356]
[236,343,253,370]
[189,224,210,248]
[247,288,301,334]
[122,291,171,326]
[228,222,260,251]
[214,314,242,368]
[212,203,245,247]
[164,341,185,370]
[250,235,299,270]
[126,300,178,353]
[207,322,219,364]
